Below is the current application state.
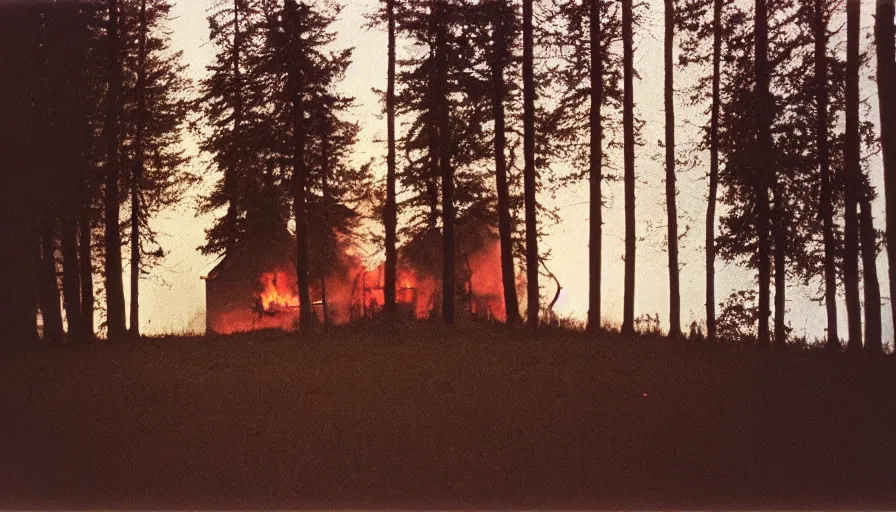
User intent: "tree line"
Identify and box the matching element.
[0,0,894,353]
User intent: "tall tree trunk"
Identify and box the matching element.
[38,217,64,343]
[79,202,94,339]
[773,198,786,346]
[859,195,883,352]
[491,6,521,327]
[129,0,148,339]
[621,0,636,336]
[1,219,38,346]
[61,215,82,341]
[816,0,839,349]
[104,0,127,340]
[293,94,313,331]
[436,9,455,325]
[321,121,331,330]
[522,0,539,328]
[587,0,603,333]
[664,0,680,340]
[754,0,772,348]
[844,0,863,351]
[706,0,721,343]
[875,0,896,351]
[427,132,439,228]
[384,0,398,318]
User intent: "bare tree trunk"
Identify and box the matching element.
[491,4,521,327]
[754,0,772,348]
[436,8,455,325]
[39,217,64,343]
[774,199,786,346]
[587,0,603,333]
[664,0,680,340]
[706,0,721,343]
[859,195,883,352]
[427,144,439,228]
[104,0,127,340]
[621,0,636,336]
[875,0,896,351]
[523,0,539,328]
[79,202,94,339]
[129,0,148,339]
[321,123,331,330]
[61,215,82,341]
[815,0,839,349]
[384,0,398,319]
[844,0,863,351]
[293,94,313,331]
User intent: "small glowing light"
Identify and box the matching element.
[642,393,648,398]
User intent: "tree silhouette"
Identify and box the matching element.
[105,0,128,340]
[541,0,623,333]
[198,0,263,256]
[117,0,193,339]
[675,0,724,343]
[664,0,681,340]
[812,0,839,350]
[621,0,636,336]
[259,0,343,329]
[588,0,605,333]
[0,2,103,345]
[875,0,896,352]
[383,0,398,319]
[844,0,863,350]
[523,0,539,328]
[480,0,522,326]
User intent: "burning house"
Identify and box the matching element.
[203,224,511,335]
[202,226,302,335]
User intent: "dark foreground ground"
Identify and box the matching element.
[1,324,895,509]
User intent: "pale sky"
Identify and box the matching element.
[134,0,893,345]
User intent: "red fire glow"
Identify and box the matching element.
[210,240,514,334]
[258,271,298,311]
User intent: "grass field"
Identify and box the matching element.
[1,323,895,509]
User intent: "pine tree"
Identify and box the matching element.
[118,0,193,339]
[753,0,773,348]
[389,0,499,321]
[199,0,263,256]
[541,0,623,332]
[259,0,361,329]
[104,0,128,340]
[715,1,829,347]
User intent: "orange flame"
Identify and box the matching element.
[209,240,515,335]
[258,271,298,311]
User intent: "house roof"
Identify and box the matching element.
[202,224,296,282]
